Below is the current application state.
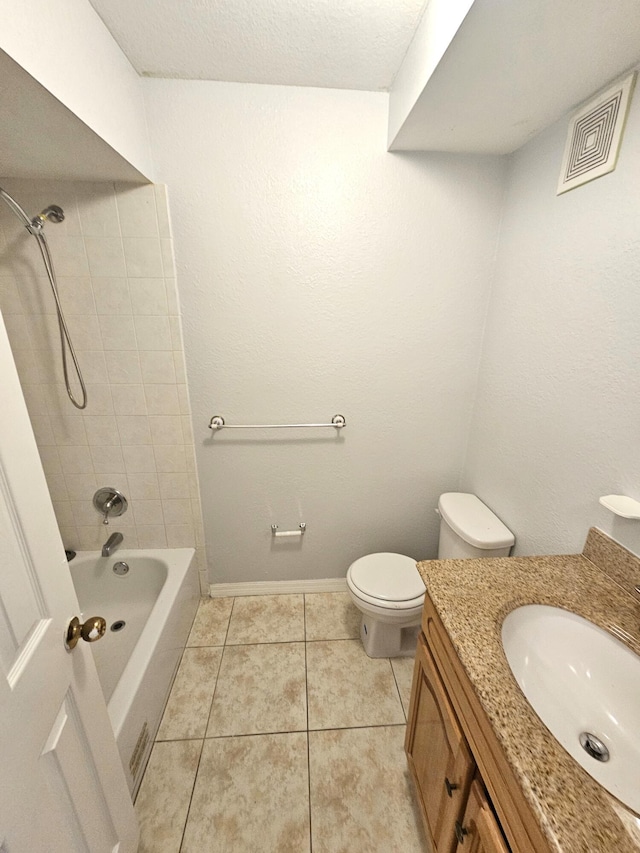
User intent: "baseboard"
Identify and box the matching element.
[208,577,348,597]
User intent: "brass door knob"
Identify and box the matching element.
[65,616,107,650]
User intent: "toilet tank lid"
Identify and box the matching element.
[438,493,515,550]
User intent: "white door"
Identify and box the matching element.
[0,315,139,852]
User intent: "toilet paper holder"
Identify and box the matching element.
[271,523,306,538]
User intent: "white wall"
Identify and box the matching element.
[0,0,152,178]
[462,73,640,558]
[144,80,506,584]
[387,0,474,147]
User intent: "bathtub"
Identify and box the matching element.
[71,548,199,797]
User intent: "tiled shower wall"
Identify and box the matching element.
[0,179,208,594]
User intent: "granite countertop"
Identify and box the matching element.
[416,528,640,853]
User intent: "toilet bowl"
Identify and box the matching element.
[347,493,515,658]
[346,553,425,658]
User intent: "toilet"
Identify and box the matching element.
[346,492,515,658]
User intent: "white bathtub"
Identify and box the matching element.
[71,548,199,797]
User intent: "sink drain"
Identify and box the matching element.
[579,732,609,762]
[110,620,126,633]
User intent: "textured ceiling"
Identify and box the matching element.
[88,0,428,91]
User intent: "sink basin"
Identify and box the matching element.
[501,604,640,814]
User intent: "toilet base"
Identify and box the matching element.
[360,615,420,658]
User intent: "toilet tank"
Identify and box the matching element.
[437,493,515,559]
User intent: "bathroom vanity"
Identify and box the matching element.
[405,528,640,853]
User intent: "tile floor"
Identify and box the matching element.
[135,592,427,852]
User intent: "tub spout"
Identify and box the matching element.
[102,531,123,557]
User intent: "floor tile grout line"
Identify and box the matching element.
[222,595,236,647]
[307,722,407,735]
[303,594,313,853]
[177,736,205,853]
[176,597,236,851]
[224,636,307,646]
[156,721,408,742]
[389,658,409,723]
[200,596,235,740]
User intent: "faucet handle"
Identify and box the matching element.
[93,487,128,525]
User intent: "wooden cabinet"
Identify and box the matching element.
[454,780,510,853]
[406,594,551,853]
[405,635,475,853]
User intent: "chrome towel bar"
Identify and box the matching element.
[209,414,346,431]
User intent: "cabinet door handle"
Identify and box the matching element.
[445,777,459,797]
[454,820,468,844]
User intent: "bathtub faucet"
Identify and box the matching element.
[102,531,123,557]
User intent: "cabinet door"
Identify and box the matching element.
[406,634,475,853]
[454,780,510,853]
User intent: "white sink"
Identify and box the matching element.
[501,604,640,814]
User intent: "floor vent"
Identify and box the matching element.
[129,721,149,780]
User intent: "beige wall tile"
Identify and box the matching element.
[76,350,108,384]
[158,472,190,498]
[99,315,136,350]
[132,499,164,527]
[79,383,114,415]
[161,498,191,525]
[149,415,183,445]
[123,444,157,473]
[166,523,195,547]
[3,180,205,566]
[112,384,147,415]
[92,277,132,315]
[63,314,102,351]
[130,278,168,315]
[81,414,117,446]
[84,236,126,277]
[115,183,159,238]
[56,276,96,314]
[140,350,176,384]
[58,445,93,474]
[137,525,167,548]
[134,315,172,350]
[48,235,90,277]
[76,183,120,238]
[153,185,172,239]
[106,351,142,385]
[116,415,152,445]
[127,472,160,501]
[154,444,187,473]
[90,444,125,474]
[123,237,164,277]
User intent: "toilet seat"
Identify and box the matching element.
[347,553,425,611]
